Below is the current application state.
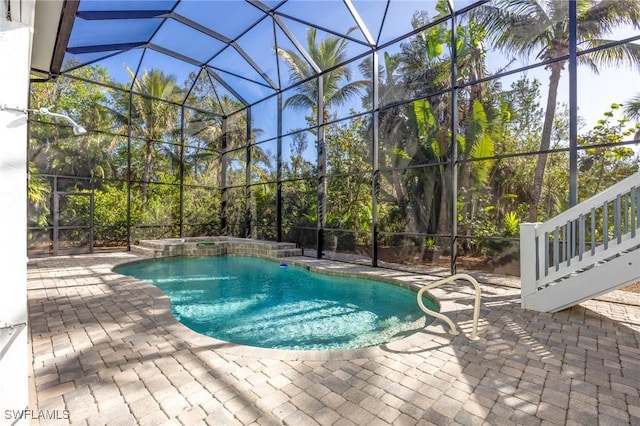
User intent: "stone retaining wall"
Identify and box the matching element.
[132,237,302,259]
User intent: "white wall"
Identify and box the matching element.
[0,1,35,423]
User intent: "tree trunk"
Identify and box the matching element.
[390,169,414,232]
[528,61,564,222]
[459,94,477,250]
[318,125,327,229]
[142,139,153,202]
[436,163,450,256]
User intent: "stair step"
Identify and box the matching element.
[524,247,640,312]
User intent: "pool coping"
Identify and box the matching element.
[111,254,468,361]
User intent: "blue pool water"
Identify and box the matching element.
[115,256,438,350]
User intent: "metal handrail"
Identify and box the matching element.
[417,273,481,340]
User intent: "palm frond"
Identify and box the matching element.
[624,93,640,120]
[283,93,316,112]
[471,2,546,53]
[575,53,600,74]
[329,81,368,108]
[579,0,640,37]
[276,48,314,82]
[278,27,368,117]
[580,39,640,72]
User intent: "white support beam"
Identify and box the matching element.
[1,1,36,422]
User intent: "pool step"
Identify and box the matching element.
[130,245,163,258]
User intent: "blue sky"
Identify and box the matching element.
[65,1,640,140]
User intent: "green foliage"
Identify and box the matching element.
[423,237,439,250]
[325,115,372,241]
[413,99,437,150]
[25,4,640,272]
[29,68,114,182]
[27,163,51,228]
[474,0,640,222]
[502,212,520,238]
[467,100,495,185]
[92,184,130,245]
[578,106,639,198]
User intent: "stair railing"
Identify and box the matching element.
[417,273,481,340]
[520,171,640,309]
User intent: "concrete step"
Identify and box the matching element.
[131,245,163,258]
[272,248,303,258]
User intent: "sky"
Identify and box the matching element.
[502,23,640,133]
[65,0,640,140]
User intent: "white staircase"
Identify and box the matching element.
[520,172,640,312]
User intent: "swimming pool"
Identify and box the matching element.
[115,256,439,350]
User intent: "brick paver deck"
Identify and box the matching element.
[25,252,640,425]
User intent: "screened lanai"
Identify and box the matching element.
[27,0,640,276]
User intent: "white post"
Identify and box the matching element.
[519,222,539,309]
[0,1,36,422]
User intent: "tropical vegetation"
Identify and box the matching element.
[27,0,640,275]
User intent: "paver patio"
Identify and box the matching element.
[25,252,640,425]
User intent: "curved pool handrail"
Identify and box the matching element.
[417,273,481,340]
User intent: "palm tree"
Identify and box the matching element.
[186,88,273,236]
[396,11,456,254]
[473,0,640,221]
[112,67,183,201]
[278,27,369,123]
[359,53,415,227]
[29,64,115,184]
[277,27,369,234]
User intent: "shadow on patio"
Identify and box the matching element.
[27,253,640,425]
